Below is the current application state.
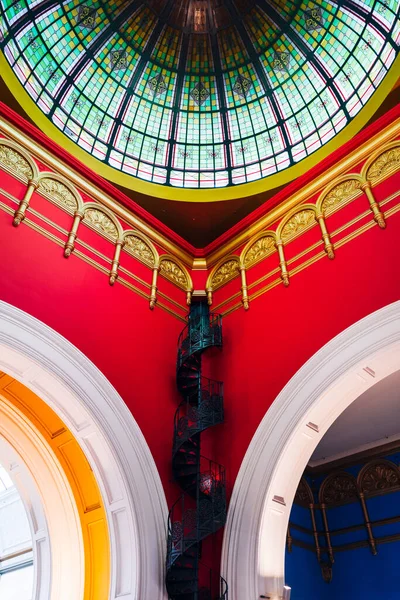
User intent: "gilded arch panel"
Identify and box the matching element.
[241,231,276,268]
[364,141,400,185]
[122,230,158,267]
[207,256,240,291]
[37,172,82,212]
[317,175,363,216]
[159,255,193,291]
[277,205,317,243]
[0,139,38,181]
[82,202,122,240]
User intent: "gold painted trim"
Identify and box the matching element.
[0,137,39,183]
[1,52,399,202]
[159,254,193,291]
[0,121,194,266]
[217,195,400,316]
[363,140,400,186]
[206,122,400,266]
[0,198,187,321]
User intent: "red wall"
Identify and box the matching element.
[0,205,183,502]
[204,204,400,497]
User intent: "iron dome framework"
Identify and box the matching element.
[0,0,399,190]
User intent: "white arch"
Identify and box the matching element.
[0,301,168,600]
[221,301,400,600]
[0,402,82,600]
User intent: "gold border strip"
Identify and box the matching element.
[0,199,186,321]
[0,185,188,309]
[206,123,400,267]
[218,196,400,317]
[0,122,194,266]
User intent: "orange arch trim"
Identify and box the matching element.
[0,371,110,600]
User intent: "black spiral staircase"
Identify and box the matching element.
[166,302,228,600]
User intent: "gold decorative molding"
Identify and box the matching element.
[209,258,240,290]
[361,181,386,229]
[0,196,186,320]
[0,140,34,180]
[366,144,400,184]
[216,195,400,317]
[239,265,249,311]
[109,238,124,286]
[159,256,193,293]
[280,209,316,242]
[123,233,156,267]
[38,176,80,211]
[205,124,400,267]
[0,121,399,309]
[275,240,290,287]
[242,233,276,267]
[13,179,38,226]
[0,121,194,267]
[84,207,119,240]
[319,178,362,215]
[64,210,84,257]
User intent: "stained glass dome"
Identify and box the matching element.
[0,0,399,196]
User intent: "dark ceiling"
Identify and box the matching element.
[1,77,399,247]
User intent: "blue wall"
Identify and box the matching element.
[285,453,400,600]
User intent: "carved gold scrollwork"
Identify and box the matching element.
[0,144,34,179]
[211,259,240,289]
[84,208,118,239]
[367,147,400,183]
[160,259,188,289]
[281,209,315,242]
[321,179,361,214]
[39,178,78,210]
[244,235,275,266]
[124,235,155,266]
[358,460,400,496]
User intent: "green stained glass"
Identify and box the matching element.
[0,0,398,189]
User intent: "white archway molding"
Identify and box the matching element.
[222,301,400,600]
[0,401,83,600]
[0,301,168,600]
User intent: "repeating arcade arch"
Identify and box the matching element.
[363,140,400,185]
[37,171,83,212]
[240,231,277,268]
[316,173,363,216]
[159,254,193,292]
[122,229,158,267]
[82,202,123,240]
[0,138,38,182]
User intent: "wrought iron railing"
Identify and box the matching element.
[166,302,227,600]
